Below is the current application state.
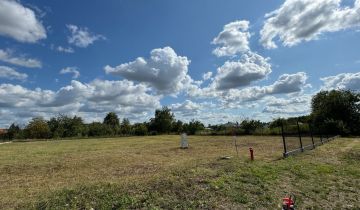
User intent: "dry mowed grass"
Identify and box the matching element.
[0,135,359,209]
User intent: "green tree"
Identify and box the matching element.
[240,119,263,135]
[183,120,205,135]
[48,116,64,138]
[25,117,51,139]
[269,118,284,129]
[132,123,148,136]
[103,112,120,135]
[48,115,86,138]
[121,118,131,135]
[64,116,86,137]
[171,120,183,133]
[7,123,20,140]
[149,107,175,134]
[311,90,360,135]
[88,122,110,137]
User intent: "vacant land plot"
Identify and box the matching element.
[0,136,359,209]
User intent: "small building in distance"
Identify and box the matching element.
[0,129,8,135]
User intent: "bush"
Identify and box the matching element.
[48,115,86,138]
[121,118,131,135]
[183,120,204,135]
[132,123,148,136]
[25,117,51,139]
[88,122,111,137]
[240,120,264,135]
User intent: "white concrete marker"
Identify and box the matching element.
[180,133,188,149]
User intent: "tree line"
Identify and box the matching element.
[1,89,359,140]
[264,89,360,136]
[1,107,205,140]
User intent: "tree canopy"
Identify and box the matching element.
[103,112,120,135]
[311,90,360,135]
[25,117,51,139]
[150,107,175,134]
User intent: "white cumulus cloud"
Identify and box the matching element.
[267,72,308,94]
[321,72,360,90]
[0,79,161,127]
[0,66,27,81]
[0,0,46,43]
[262,95,311,115]
[217,72,309,103]
[56,46,74,53]
[0,49,42,68]
[67,24,105,48]
[260,0,360,49]
[105,46,192,95]
[60,67,80,79]
[170,100,202,117]
[212,52,272,90]
[202,72,213,81]
[212,20,251,57]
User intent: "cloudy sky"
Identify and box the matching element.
[0,0,360,127]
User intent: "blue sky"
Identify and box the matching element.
[0,0,360,127]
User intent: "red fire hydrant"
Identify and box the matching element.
[249,147,254,161]
[282,195,295,210]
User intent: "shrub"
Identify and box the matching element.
[25,117,51,139]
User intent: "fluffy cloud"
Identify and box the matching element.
[67,24,105,48]
[188,71,308,106]
[219,72,309,103]
[0,0,46,43]
[265,96,310,107]
[222,86,269,102]
[262,95,311,115]
[262,106,308,115]
[170,100,202,116]
[0,49,42,68]
[321,72,360,90]
[169,100,233,123]
[0,66,27,81]
[212,20,251,57]
[0,79,161,126]
[267,72,308,94]
[43,80,88,107]
[86,79,160,108]
[260,0,360,49]
[105,46,192,95]
[60,67,80,79]
[0,83,53,108]
[212,52,272,90]
[56,46,74,53]
[202,72,213,81]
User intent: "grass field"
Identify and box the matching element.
[0,135,359,209]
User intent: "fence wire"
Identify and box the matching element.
[281,120,338,157]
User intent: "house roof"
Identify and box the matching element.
[0,129,8,134]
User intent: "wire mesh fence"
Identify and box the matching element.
[281,120,339,157]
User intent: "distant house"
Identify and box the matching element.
[0,129,8,135]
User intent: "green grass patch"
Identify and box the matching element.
[0,136,359,209]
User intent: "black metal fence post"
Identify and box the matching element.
[281,122,287,157]
[297,119,304,152]
[320,131,323,144]
[320,133,324,144]
[310,124,315,149]
[281,121,338,158]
